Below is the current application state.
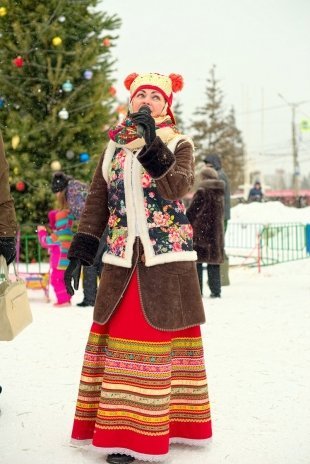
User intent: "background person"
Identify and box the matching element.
[37,208,73,306]
[187,166,225,296]
[43,173,76,306]
[248,181,263,202]
[204,153,231,289]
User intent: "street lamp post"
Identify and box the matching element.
[290,103,300,197]
[277,93,304,199]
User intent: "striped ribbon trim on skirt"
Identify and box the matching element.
[71,271,212,460]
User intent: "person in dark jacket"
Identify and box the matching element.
[204,154,231,288]
[187,166,225,296]
[203,154,230,229]
[248,181,263,202]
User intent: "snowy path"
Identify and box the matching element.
[0,259,310,464]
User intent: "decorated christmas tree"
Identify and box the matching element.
[0,0,121,226]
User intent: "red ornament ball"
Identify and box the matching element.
[108,86,116,96]
[13,56,24,68]
[16,181,26,192]
[102,38,111,47]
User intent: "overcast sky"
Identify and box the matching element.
[100,0,310,177]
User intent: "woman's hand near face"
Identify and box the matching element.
[130,109,156,146]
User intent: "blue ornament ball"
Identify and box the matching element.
[79,152,90,163]
[0,97,5,109]
[62,80,73,92]
[83,70,93,80]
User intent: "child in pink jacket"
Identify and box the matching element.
[37,208,74,306]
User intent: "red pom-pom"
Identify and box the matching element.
[169,73,184,92]
[124,73,139,90]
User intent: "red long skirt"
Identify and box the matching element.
[71,271,212,461]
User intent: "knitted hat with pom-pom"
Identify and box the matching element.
[124,72,184,123]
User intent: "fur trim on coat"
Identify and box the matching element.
[187,171,225,264]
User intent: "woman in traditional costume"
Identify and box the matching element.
[65,72,212,463]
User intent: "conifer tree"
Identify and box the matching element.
[173,100,186,133]
[191,65,245,191]
[0,0,121,226]
[217,107,245,190]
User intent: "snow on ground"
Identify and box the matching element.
[1,202,310,463]
[230,201,310,224]
[1,257,310,464]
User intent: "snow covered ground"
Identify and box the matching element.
[230,201,310,224]
[1,201,310,463]
[1,256,310,464]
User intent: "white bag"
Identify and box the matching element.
[0,255,33,341]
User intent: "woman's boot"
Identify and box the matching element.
[106,453,135,464]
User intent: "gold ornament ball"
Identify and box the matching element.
[52,36,62,46]
[0,7,7,16]
[12,135,20,149]
[51,160,62,171]
[13,167,19,175]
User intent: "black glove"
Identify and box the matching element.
[130,111,156,146]
[0,237,16,265]
[64,258,82,296]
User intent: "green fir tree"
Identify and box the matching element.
[217,107,245,190]
[191,65,244,191]
[0,0,121,227]
[173,100,187,133]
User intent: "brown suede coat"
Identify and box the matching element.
[0,133,17,238]
[186,167,225,264]
[68,137,205,331]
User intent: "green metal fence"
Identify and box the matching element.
[17,222,310,270]
[225,222,309,266]
[17,232,47,272]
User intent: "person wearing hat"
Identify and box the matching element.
[65,73,212,463]
[203,154,230,231]
[186,166,225,295]
[204,154,231,292]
